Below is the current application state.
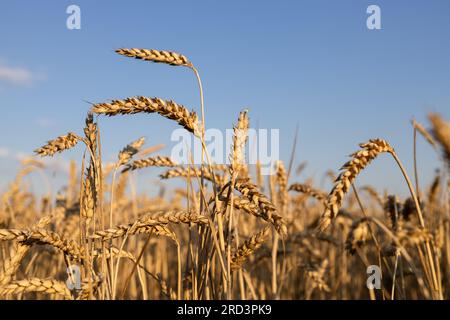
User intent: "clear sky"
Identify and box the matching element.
[1,1,449,196]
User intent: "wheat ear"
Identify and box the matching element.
[117,137,146,167]
[276,161,288,210]
[345,218,371,254]
[412,119,437,148]
[0,216,51,285]
[231,226,271,269]
[230,110,249,173]
[122,156,178,173]
[0,278,73,299]
[160,167,225,186]
[92,97,200,137]
[116,48,193,68]
[234,179,287,236]
[22,229,85,261]
[428,113,450,167]
[318,139,394,232]
[91,211,207,241]
[34,132,81,157]
[289,183,327,202]
[0,229,28,241]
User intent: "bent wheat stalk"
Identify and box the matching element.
[318,138,440,295]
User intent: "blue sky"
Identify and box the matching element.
[0,1,449,196]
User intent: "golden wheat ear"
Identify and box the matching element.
[116,48,193,68]
[0,278,73,300]
[92,96,201,137]
[231,226,271,270]
[289,183,327,202]
[122,156,178,173]
[34,132,82,157]
[318,139,394,232]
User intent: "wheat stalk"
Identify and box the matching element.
[304,260,330,293]
[230,110,249,173]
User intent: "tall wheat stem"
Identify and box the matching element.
[390,152,440,296]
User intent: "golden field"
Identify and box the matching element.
[0,48,449,300]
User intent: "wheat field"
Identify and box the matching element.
[0,48,449,300]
